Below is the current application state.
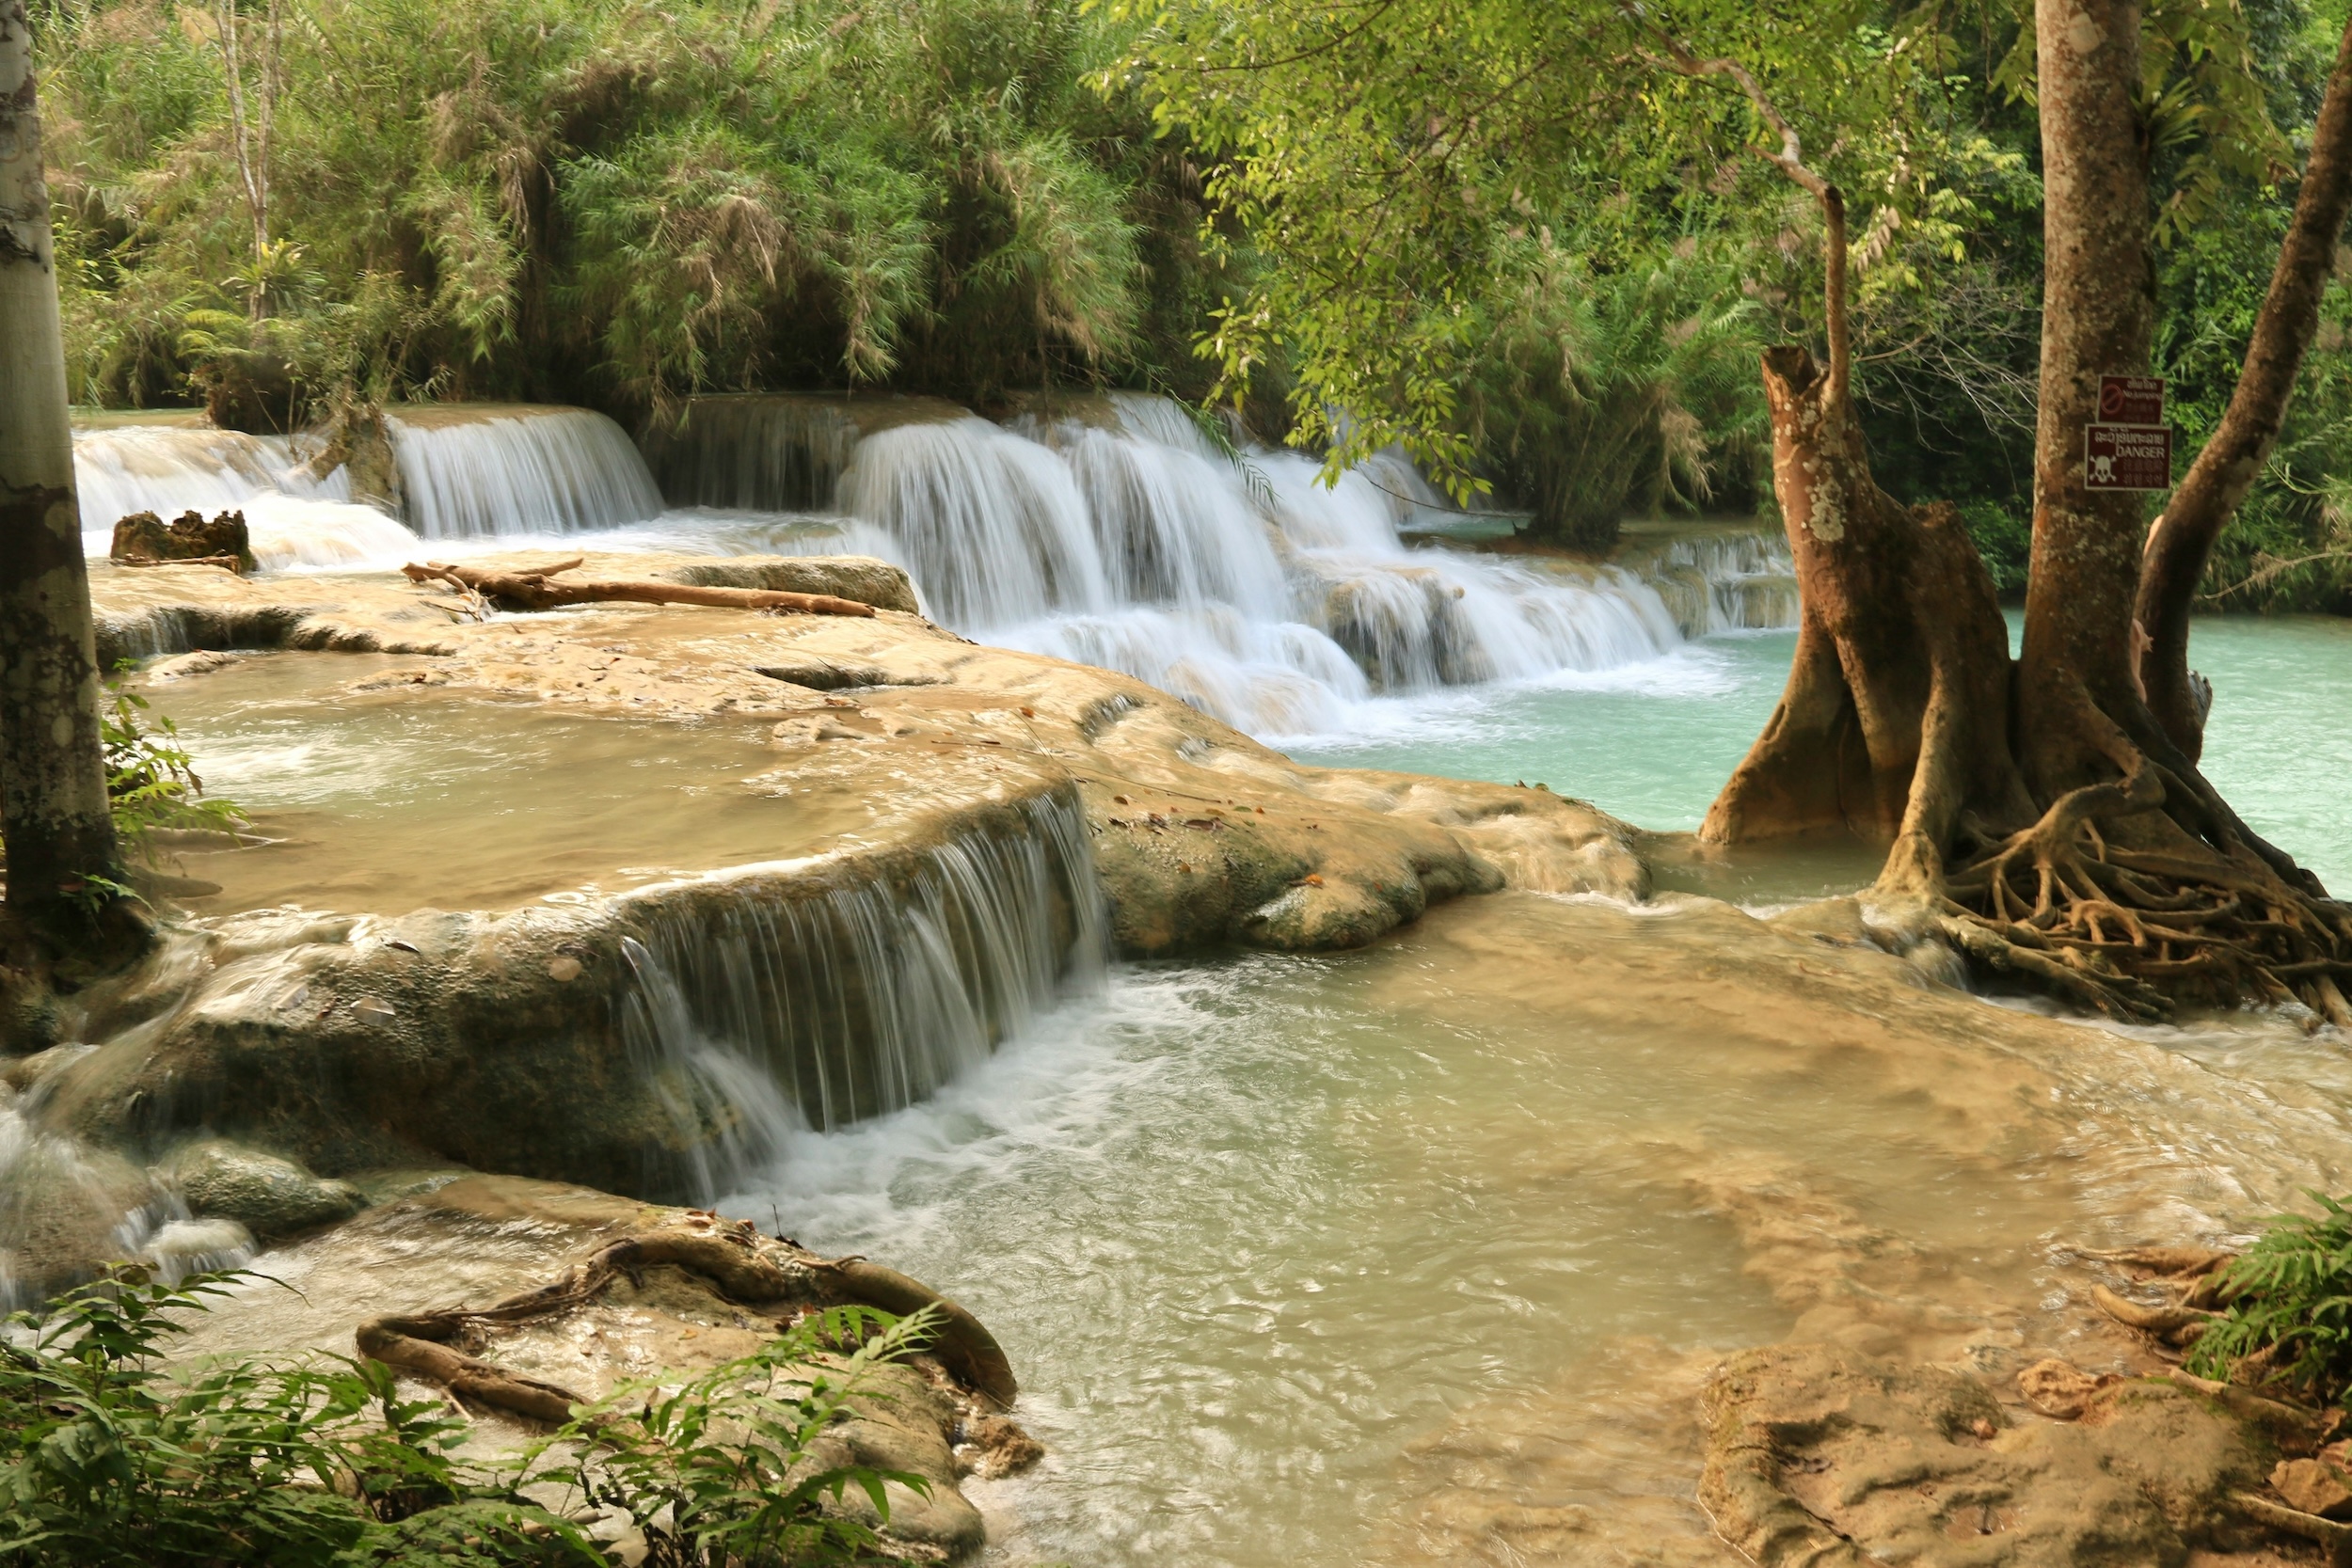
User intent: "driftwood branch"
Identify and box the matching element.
[401,559,878,618]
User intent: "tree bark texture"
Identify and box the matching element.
[0,1,121,923]
[2136,17,2352,761]
[2020,0,2156,794]
[1700,348,2028,894]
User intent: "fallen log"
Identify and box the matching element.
[402,558,878,618]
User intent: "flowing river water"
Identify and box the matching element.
[70,398,2352,1564]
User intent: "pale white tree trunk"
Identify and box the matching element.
[0,0,122,931]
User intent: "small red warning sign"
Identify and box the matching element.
[2086,424,2171,491]
[2099,375,2165,425]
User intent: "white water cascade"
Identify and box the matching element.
[615,794,1107,1200]
[818,393,1692,735]
[72,389,1793,745]
[388,405,664,539]
[72,423,417,571]
[1635,531,1802,637]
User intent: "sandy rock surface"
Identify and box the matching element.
[85,549,1645,949]
[1702,1342,2325,1566]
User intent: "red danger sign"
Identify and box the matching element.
[2086,423,2171,491]
[2099,374,2165,425]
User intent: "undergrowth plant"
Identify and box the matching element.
[1,1272,929,1567]
[525,1305,936,1568]
[101,667,241,863]
[2187,1192,2352,1403]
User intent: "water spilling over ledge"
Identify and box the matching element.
[622,791,1106,1196]
[72,422,417,571]
[1616,524,1802,637]
[70,392,1798,749]
[24,783,1108,1225]
[639,391,967,512]
[387,404,665,537]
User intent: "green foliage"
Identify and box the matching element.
[38,0,1216,420]
[1,1272,935,1568]
[1119,0,2038,503]
[0,1270,573,1568]
[101,671,240,863]
[1956,499,2031,598]
[2189,1192,2352,1403]
[1462,234,1765,546]
[525,1305,938,1568]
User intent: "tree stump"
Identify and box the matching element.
[110,509,257,575]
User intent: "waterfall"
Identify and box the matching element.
[640,392,973,513]
[72,424,418,572]
[1636,531,1801,637]
[814,390,1689,735]
[388,405,664,539]
[616,793,1106,1198]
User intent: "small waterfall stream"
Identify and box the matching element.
[613,793,1107,1199]
[387,406,664,538]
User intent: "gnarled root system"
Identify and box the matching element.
[356,1219,1018,1425]
[1923,762,2352,1023]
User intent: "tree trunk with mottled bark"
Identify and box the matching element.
[0,1,132,951]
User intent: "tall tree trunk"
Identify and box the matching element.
[2017,0,2155,793]
[0,1,126,942]
[2136,18,2352,762]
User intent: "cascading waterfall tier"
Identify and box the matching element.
[826,390,1690,735]
[387,404,664,539]
[641,392,968,513]
[72,422,417,571]
[1634,531,1801,637]
[616,791,1106,1200]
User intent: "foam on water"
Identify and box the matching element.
[615,792,1109,1198]
[73,396,1792,747]
[704,891,2352,1567]
[818,391,1724,736]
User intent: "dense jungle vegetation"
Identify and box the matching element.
[29,0,2352,608]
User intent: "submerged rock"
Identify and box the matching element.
[163,1138,367,1239]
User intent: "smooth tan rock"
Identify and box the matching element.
[2273,1457,2352,1519]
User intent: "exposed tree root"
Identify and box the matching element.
[356,1220,1018,1425]
[1913,760,2352,1023]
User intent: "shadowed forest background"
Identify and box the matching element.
[33,0,2352,610]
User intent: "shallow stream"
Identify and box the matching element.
[715,894,2352,1566]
